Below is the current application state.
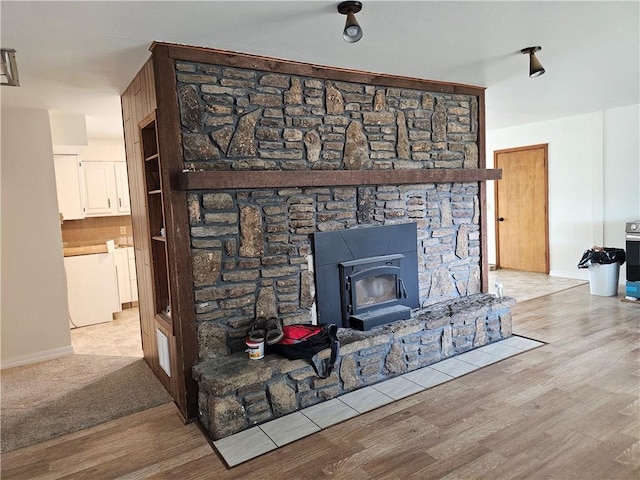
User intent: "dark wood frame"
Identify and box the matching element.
[478,93,489,292]
[155,42,484,97]
[151,44,199,420]
[180,169,501,190]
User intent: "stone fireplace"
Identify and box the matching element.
[147,46,511,440]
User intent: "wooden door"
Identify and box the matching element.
[494,144,549,273]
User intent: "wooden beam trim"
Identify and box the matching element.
[179,169,502,191]
[151,44,199,421]
[477,89,489,293]
[150,42,485,97]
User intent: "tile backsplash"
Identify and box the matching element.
[61,215,133,247]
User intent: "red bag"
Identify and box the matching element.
[268,324,339,378]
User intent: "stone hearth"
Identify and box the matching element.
[194,294,514,440]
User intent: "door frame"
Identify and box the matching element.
[494,143,550,273]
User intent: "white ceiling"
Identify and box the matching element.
[1,1,638,140]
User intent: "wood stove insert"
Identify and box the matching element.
[313,223,419,330]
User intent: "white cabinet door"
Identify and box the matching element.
[114,248,131,304]
[64,253,120,327]
[115,163,131,214]
[53,154,85,220]
[114,247,138,305]
[83,162,116,216]
[127,247,138,302]
[82,162,131,217]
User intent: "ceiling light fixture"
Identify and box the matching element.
[338,1,363,43]
[521,46,545,78]
[1,49,20,87]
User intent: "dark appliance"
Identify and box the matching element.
[625,220,640,299]
[313,223,419,330]
[340,253,410,330]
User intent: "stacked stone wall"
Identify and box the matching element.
[175,62,484,359]
[189,182,481,359]
[176,63,478,173]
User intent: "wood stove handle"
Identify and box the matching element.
[398,278,408,298]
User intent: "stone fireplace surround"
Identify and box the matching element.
[167,48,509,440]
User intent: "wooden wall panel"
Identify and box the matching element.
[122,54,193,416]
[121,56,172,398]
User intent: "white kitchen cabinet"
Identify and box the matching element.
[128,247,138,302]
[82,161,131,217]
[114,248,131,304]
[115,163,131,214]
[64,252,120,327]
[83,162,116,216]
[53,154,85,220]
[114,246,138,305]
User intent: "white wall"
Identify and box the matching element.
[52,136,126,162]
[49,110,88,151]
[80,137,126,162]
[603,105,640,245]
[486,103,639,282]
[1,108,73,367]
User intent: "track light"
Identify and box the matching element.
[1,49,20,87]
[338,1,363,43]
[521,46,545,78]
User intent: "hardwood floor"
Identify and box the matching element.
[2,284,638,479]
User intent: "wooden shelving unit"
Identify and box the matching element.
[140,112,172,328]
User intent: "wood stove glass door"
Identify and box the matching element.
[347,265,401,316]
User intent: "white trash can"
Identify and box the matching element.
[588,263,620,296]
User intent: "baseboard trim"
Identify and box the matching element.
[550,269,626,285]
[549,270,589,281]
[1,345,74,370]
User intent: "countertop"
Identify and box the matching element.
[62,242,134,257]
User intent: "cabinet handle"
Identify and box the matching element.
[108,198,111,208]
[119,198,122,207]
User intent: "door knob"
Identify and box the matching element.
[498,217,505,222]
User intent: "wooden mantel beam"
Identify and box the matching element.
[179,169,502,191]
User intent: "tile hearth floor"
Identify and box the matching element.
[213,335,545,467]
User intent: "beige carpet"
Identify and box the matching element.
[1,354,172,453]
